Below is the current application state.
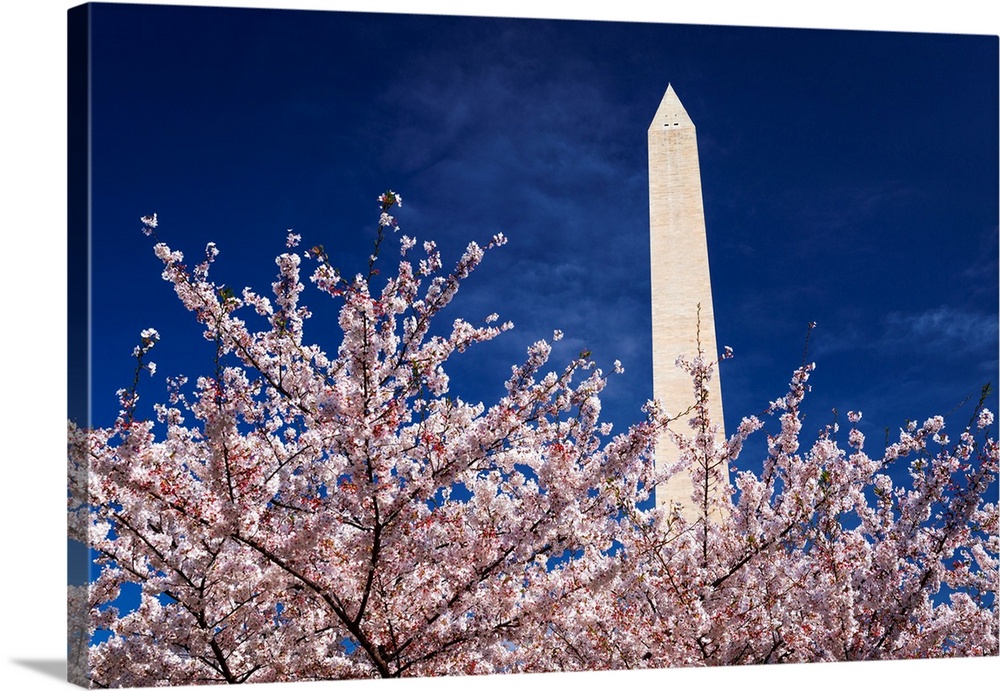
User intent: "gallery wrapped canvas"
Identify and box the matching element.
[67,2,998,687]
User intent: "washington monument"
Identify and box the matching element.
[648,84,730,521]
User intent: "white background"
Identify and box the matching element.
[1,1,997,689]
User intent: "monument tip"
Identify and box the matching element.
[649,83,693,131]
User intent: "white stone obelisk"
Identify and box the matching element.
[648,84,729,522]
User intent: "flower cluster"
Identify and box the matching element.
[140,213,158,236]
[378,190,403,231]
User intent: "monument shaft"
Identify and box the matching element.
[648,85,729,521]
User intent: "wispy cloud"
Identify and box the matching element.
[814,304,997,364]
[882,306,997,356]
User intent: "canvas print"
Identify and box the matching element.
[67,2,999,687]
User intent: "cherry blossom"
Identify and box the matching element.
[68,192,997,686]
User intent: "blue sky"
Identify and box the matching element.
[84,4,997,466]
[74,4,1000,600]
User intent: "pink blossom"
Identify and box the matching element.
[140,212,158,236]
[978,408,994,429]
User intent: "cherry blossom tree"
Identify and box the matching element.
[69,192,662,685]
[536,360,997,670]
[68,192,997,687]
